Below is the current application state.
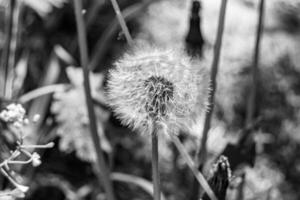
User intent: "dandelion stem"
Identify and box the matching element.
[196,0,228,169]
[109,0,133,45]
[151,127,161,200]
[245,0,264,125]
[170,134,218,200]
[73,1,116,200]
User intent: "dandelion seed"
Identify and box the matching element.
[107,46,210,135]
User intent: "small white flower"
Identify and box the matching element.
[0,104,26,127]
[31,152,41,167]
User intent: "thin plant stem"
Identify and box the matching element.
[235,173,245,200]
[6,0,21,98]
[0,0,14,97]
[151,128,161,200]
[73,1,116,200]
[196,0,228,168]
[109,0,133,45]
[19,84,67,103]
[170,134,218,200]
[89,0,152,71]
[245,0,265,125]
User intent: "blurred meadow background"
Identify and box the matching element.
[1,0,300,200]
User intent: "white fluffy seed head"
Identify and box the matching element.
[107,46,210,135]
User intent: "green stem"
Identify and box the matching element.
[152,128,161,200]
[73,1,116,200]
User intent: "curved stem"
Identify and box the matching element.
[19,84,68,103]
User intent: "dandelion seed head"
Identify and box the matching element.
[144,76,174,119]
[107,46,209,135]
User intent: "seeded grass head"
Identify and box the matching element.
[107,46,209,135]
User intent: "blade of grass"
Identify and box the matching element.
[109,0,133,45]
[170,134,218,200]
[73,1,116,200]
[23,52,61,145]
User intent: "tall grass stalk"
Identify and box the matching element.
[238,1,265,199]
[109,0,133,45]
[73,1,115,200]
[0,0,14,97]
[245,0,265,125]
[0,0,20,98]
[196,0,228,169]
[6,0,21,98]
[170,134,218,200]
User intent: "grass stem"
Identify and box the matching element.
[245,0,264,125]
[73,1,116,200]
[109,0,133,45]
[170,134,218,200]
[196,0,228,169]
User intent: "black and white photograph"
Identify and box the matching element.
[0,0,300,200]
